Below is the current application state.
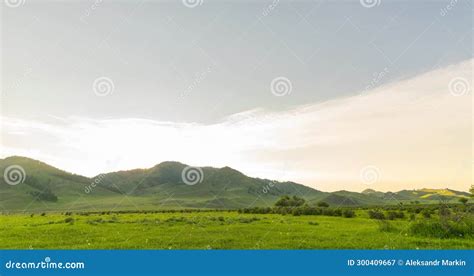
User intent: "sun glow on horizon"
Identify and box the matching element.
[1,59,472,192]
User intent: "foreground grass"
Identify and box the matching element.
[0,212,472,249]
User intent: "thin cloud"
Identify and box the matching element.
[1,59,472,192]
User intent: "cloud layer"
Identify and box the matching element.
[1,59,472,192]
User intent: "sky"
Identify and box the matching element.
[1,0,473,192]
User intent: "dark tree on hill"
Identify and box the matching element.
[317,201,329,207]
[470,185,473,197]
[274,195,306,207]
[459,197,468,205]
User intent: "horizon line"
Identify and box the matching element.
[0,155,468,194]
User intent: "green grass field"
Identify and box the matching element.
[1,211,472,249]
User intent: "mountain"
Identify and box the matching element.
[321,190,386,206]
[362,188,385,197]
[0,157,326,211]
[0,156,119,211]
[0,156,470,212]
[395,189,470,201]
[95,161,326,209]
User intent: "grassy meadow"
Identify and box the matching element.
[1,207,473,249]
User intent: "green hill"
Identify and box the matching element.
[0,156,118,212]
[96,161,326,209]
[0,156,470,212]
[395,189,470,202]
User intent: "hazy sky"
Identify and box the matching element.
[1,0,473,192]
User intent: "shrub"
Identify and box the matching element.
[438,206,451,217]
[308,221,319,226]
[275,195,306,207]
[459,198,468,205]
[378,220,394,232]
[322,208,335,216]
[398,211,405,219]
[387,211,405,220]
[64,217,75,224]
[87,218,104,225]
[292,208,302,216]
[238,217,260,223]
[242,206,350,218]
[165,217,187,223]
[421,209,431,218]
[409,219,474,239]
[317,202,329,207]
[29,189,58,202]
[368,210,385,220]
[387,211,397,220]
[342,209,355,218]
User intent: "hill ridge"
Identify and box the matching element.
[0,156,470,211]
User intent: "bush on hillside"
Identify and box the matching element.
[410,219,474,239]
[387,211,405,220]
[368,210,385,220]
[317,201,329,207]
[342,209,355,218]
[274,195,306,207]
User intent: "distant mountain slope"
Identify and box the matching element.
[325,191,386,206]
[362,188,385,197]
[396,189,470,201]
[0,156,119,211]
[0,157,326,211]
[0,156,470,212]
[361,188,470,203]
[96,161,326,209]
